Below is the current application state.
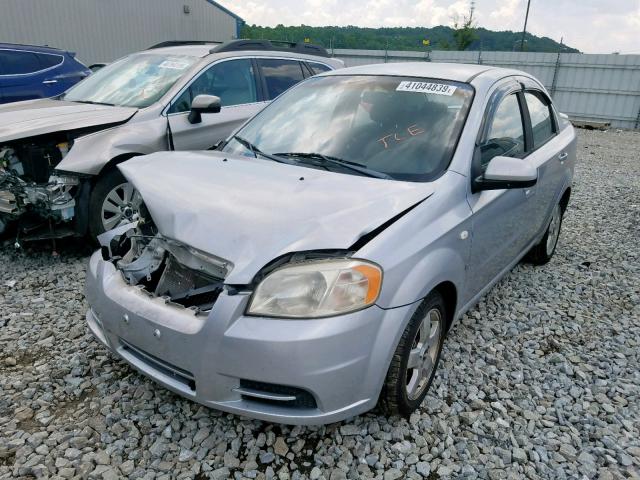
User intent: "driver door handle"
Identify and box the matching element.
[42,79,58,84]
[558,152,568,161]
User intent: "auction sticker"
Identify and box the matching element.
[159,60,190,70]
[396,81,457,96]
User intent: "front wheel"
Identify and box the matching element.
[88,169,143,240]
[377,291,447,416]
[526,202,563,265]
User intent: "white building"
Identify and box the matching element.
[0,0,244,64]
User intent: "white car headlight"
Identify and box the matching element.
[247,259,382,318]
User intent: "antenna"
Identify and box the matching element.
[520,0,531,51]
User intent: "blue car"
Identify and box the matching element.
[0,43,91,104]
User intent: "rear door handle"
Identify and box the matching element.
[42,79,58,84]
[558,152,568,161]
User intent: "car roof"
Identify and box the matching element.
[0,42,68,55]
[147,44,337,63]
[145,44,219,58]
[321,62,525,84]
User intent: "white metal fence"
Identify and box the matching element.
[332,49,640,129]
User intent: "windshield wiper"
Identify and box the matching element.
[71,100,117,106]
[233,136,296,165]
[274,152,392,179]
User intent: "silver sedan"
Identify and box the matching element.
[85,62,576,424]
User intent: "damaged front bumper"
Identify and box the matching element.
[85,247,416,424]
[0,171,79,221]
[0,141,87,240]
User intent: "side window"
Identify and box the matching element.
[480,93,526,167]
[169,59,257,114]
[37,53,63,70]
[307,62,332,76]
[257,59,305,99]
[0,50,41,75]
[524,91,555,148]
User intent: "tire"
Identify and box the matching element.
[526,201,563,265]
[88,169,143,240]
[0,214,12,239]
[377,291,447,416]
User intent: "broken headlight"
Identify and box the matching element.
[247,259,382,318]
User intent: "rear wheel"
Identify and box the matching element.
[377,291,446,416]
[88,169,143,240]
[526,201,563,265]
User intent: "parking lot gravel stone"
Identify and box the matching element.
[0,128,639,479]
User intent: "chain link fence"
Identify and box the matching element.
[332,49,640,129]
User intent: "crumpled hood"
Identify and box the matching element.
[119,151,434,284]
[0,98,137,142]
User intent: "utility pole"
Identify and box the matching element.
[520,0,531,51]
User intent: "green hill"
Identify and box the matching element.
[241,24,579,53]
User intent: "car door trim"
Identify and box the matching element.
[163,55,320,117]
[475,78,522,146]
[163,56,264,117]
[519,88,560,153]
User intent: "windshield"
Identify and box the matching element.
[62,53,197,108]
[223,75,474,181]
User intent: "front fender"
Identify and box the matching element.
[359,172,472,315]
[379,246,467,313]
[56,118,167,176]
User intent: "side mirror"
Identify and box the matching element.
[474,156,537,191]
[188,94,221,124]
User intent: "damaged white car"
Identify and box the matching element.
[86,62,576,424]
[0,40,341,243]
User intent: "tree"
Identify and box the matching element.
[239,24,579,53]
[447,1,478,51]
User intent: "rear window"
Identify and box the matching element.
[37,53,64,69]
[0,49,41,75]
[307,62,332,75]
[525,91,556,148]
[257,59,305,99]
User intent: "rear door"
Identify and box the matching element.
[0,49,44,103]
[38,52,88,96]
[518,84,568,239]
[168,58,264,150]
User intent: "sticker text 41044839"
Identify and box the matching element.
[396,81,457,96]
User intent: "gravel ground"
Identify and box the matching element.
[1,128,639,480]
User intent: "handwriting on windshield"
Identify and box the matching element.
[378,124,425,149]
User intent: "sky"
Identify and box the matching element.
[217,0,640,54]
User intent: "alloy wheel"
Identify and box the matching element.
[546,203,562,256]
[100,182,143,231]
[406,307,442,400]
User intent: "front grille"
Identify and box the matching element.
[18,144,62,183]
[141,254,224,312]
[238,379,317,409]
[120,339,196,392]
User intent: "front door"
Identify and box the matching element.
[167,58,265,150]
[465,89,532,299]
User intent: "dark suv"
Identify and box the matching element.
[0,43,91,104]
